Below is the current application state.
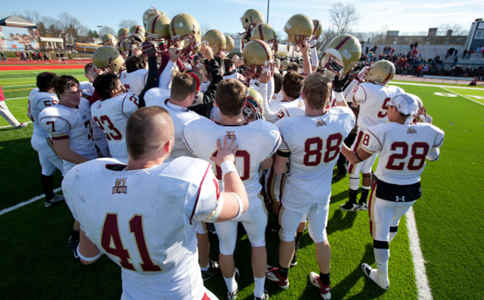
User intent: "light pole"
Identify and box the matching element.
[266,0,270,24]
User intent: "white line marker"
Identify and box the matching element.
[407,207,433,300]
[390,81,484,91]
[439,87,484,107]
[0,121,31,129]
[0,187,61,216]
[6,96,28,101]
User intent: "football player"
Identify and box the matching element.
[184,79,281,300]
[340,60,404,211]
[39,75,98,258]
[0,85,26,128]
[27,72,64,207]
[266,73,355,300]
[120,56,148,96]
[62,106,249,300]
[341,93,444,290]
[91,73,139,163]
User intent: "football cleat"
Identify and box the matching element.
[266,267,289,289]
[44,194,64,208]
[290,253,298,267]
[227,289,238,300]
[309,272,331,300]
[340,201,359,211]
[201,261,220,282]
[358,202,368,211]
[254,292,269,300]
[361,263,389,290]
[67,231,80,260]
[16,122,28,129]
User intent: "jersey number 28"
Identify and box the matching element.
[386,142,430,170]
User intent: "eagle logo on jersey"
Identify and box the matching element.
[316,119,327,127]
[407,127,417,134]
[226,131,236,139]
[112,178,127,194]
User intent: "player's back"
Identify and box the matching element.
[357,83,403,129]
[277,107,355,196]
[63,157,210,299]
[91,93,138,162]
[370,122,444,185]
[146,98,200,159]
[184,118,281,198]
[29,91,58,139]
[120,69,148,96]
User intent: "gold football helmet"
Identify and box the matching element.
[320,34,362,79]
[225,35,235,52]
[243,40,273,66]
[117,28,129,41]
[243,87,264,121]
[145,14,171,40]
[284,14,313,45]
[203,29,226,54]
[251,23,278,52]
[102,34,117,47]
[312,19,322,40]
[366,59,396,85]
[143,8,162,30]
[241,9,265,31]
[129,25,146,43]
[170,13,201,50]
[93,46,125,74]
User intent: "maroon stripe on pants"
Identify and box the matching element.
[348,130,363,173]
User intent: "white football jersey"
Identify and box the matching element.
[276,107,355,207]
[39,98,97,173]
[146,98,200,160]
[28,88,39,103]
[91,93,139,162]
[354,83,404,129]
[29,91,58,140]
[79,81,95,98]
[120,69,148,96]
[62,157,221,300]
[361,122,444,185]
[250,77,274,108]
[144,87,170,107]
[184,118,281,200]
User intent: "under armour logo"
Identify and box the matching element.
[395,195,406,202]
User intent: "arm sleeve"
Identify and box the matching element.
[40,115,71,139]
[138,55,159,107]
[360,127,383,154]
[353,85,367,104]
[159,60,175,90]
[202,58,223,104]
[122,94,140,117]
[187,163,223,223]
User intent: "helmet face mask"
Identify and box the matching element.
[320,34,362,79]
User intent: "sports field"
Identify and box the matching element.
[0,68,483,299]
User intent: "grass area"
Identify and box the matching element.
[1,70,483,299]
[440,87,484,104]
[390,79,482,88]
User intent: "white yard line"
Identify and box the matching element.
[6,96,28,101]
[390,81,484,91]
[439,87,484,107]
[0,121,31,129]
[407,207,433,300]
[0,187,61,216]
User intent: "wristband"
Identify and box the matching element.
[221,160,237,177]
[77,245,103,262]
[231,192,244,219]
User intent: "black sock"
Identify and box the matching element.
[359,188,370,205]
[319,272,330,286]
[41,175,54,200]
[294,231,303,251]
[348,189,358,204]
[278,265,289,278]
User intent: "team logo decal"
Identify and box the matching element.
[112,178,128,194]
[407,127,417,134]
[316,119,327,127]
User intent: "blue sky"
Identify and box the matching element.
[2,0,483,35]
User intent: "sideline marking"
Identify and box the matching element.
[0,121,31,129]
[390,81,484,91]
[6,96,28,101]
[0,187,61,216]
[439,87,484,107]
[407,207,433,300]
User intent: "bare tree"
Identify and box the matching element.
[98,26,116,36]
[329,2,359,35]
[119,19,138,30]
